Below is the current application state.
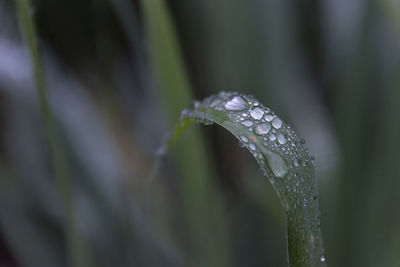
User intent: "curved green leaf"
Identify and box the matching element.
[168,92,327,266]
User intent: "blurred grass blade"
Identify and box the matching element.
[15,1,91,266]
[171,92,326,266]
[142,0,231,266]
[142,0,192,119]
[378,0,400,36]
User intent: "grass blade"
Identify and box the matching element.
[170,92,327,266]
[142,0,231,266]
[15,1,91,266]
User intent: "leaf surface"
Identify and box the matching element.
[172,92,327,266]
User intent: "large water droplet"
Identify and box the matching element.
[272,118,282,129]
[277,133,287,144]
[242,120,253,127]
[249,106,264,120]
[260,148,289,178]
[255,123,271,135]
[265,114,274,121]
[224,96,248,111]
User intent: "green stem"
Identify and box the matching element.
[286,194,326,266]
[15,1,90,266]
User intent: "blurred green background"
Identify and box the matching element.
[1,0,400,266]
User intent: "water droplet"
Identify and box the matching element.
[240,136,248,143]
[249,106,264,120]
[224,96,248,111]
[272,118,282,129]
[210,98,222,108]
[300,138,306,144]
[277,133,287,144]
[320,256,326,262]
[249,143,256,151]
[269,134,277,141]
[255,123,271,135]
[293,159,300,166]
[265,114,274,121]
[260,148,289,178]
[242,120,253,127]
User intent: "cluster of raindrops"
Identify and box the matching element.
[185,92,321,215]
[204,92,314,183]
[183,92,317,191]
[180,92,326,265]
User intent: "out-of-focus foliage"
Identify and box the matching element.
[0,0,399,266]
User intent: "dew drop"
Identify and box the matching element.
[272,118,282,129]
[255,123,271,135]
[265,114,274,121]
[249,106,264,120]
[260,148,289,178]
[210,98,222,108]
[320,256,326,262]
[202,120,214,126]
[240,136,248,143]
[277,133,287,144]
[242,120,253,127]
[293,159,300,167]
[269,134,277,141]
[249,143,256,151]
[224,96,248,111]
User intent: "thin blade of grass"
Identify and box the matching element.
[170,92,327,266]
[15,1,91,266]
[142,0,231,266]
